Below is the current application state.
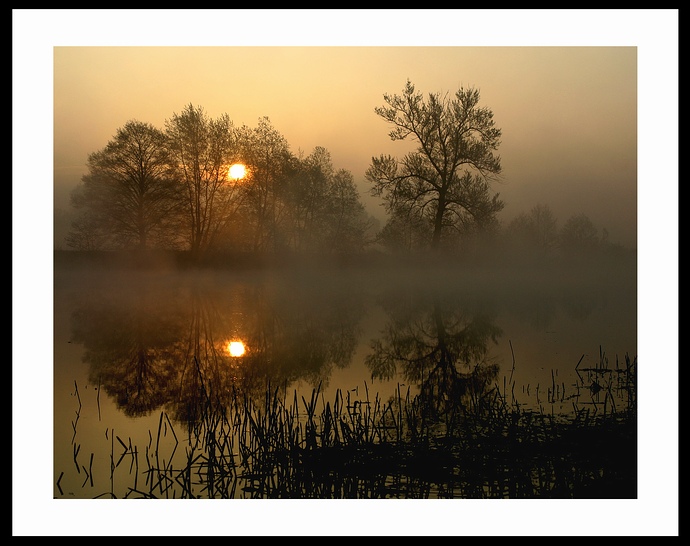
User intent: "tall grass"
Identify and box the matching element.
[58,351,636,499]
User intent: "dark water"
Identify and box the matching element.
[53,256,637,503]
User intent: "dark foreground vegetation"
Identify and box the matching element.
[57,351,636,499]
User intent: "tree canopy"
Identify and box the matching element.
[68,120,182,251]
[67,107,374,261]
[366,80,504,251]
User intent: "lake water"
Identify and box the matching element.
[53,253,637,500]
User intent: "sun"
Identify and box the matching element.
[229,163,246,180]
[227,340,246,357]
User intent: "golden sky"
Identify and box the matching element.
[13,9,679,536]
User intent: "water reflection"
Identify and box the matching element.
[366,283,502,418]
[55,262,637,499]
[69,282,183,417]
[227,341,246,357]
[65,266,637,425]
[69,272,367,424]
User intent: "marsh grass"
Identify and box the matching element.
[58,351,636,499]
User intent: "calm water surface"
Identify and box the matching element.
[53,257,636,499]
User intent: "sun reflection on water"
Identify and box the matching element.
[227,340,246,357]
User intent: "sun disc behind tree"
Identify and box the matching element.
[229,163,246,180]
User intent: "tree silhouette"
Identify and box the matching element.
[506,203,560,260]
[366,80,504,251]
[234,116,293,252]
[366,286,502,418]
[560,213,600,254]
[65,108,379,259]
[165,104,243,260]
[281,147,372,253]
[68,120,183,251]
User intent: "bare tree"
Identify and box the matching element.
[560,213,600,253]
[506,203,559,258]
[65,203,112,251]
[366,80,504,250]
[282,146,331,252]
[324,168,372,253]
[281,147,371,253]
[68,120,183,251]
[165,104,241,260]
[235,117,293,252]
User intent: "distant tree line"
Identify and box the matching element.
[63,82,629,263]
[501,203,627,262]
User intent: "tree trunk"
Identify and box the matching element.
[431,198,446,249]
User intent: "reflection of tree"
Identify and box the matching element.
[71,283,185,417]
[168,284,240,425]
[233,276,365,400]
[501,271,611,329]
[366,288,502,417]
[504,290,559,333]
[559,291,602,322]
[70,272,366,423]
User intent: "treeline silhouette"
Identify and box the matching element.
[57,84,633,267]
[64,107,373,263]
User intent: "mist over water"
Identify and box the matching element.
[49,240,639,504]
[54,247,636,417]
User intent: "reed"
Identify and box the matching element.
[56,349,636,499]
